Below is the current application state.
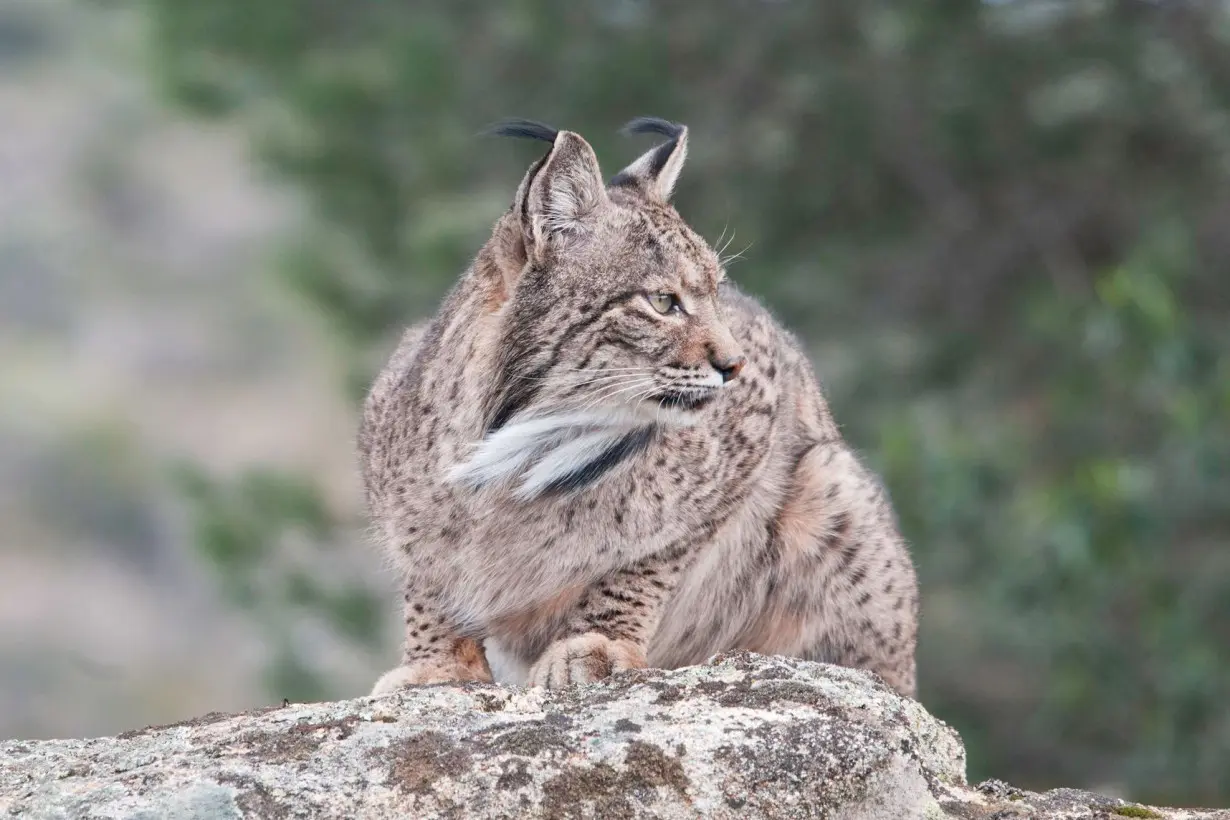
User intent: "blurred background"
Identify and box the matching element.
[1,0,1227,808]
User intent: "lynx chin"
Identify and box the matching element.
[358,117,919,696]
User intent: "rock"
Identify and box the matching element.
[0,652,1224,819]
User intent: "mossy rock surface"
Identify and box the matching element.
[1,654,1225,819]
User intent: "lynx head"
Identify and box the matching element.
[450,118,746,498]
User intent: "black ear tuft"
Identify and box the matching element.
[487,118,560,144]
[612,117,689,188]
[620,117,685,141]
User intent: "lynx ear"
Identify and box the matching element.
[610,117,688,203]
[493,119,607,258]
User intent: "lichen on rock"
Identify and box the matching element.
[0,653,1224,819]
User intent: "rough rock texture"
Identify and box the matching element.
[0,653,1224,819]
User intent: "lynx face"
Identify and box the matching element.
[508,213,746,428]
[601,244,746,413]
[452,118,748,497]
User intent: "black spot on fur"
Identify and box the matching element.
[601,587,639,605]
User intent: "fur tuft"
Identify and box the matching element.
[620,116,685,140]
[446,410,652,498]
[611,117,688,190]
[487,118,560,144]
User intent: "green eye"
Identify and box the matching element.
[648,293,679,314]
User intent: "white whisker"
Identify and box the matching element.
[720,240,754,268]
[573,378,657,416]
[567,366,655,373]
[712,218,730,257]
[573,381,659,413]
[565,374,656,390]
[510,370,653,387]
[627,383,661,411]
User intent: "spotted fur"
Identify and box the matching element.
[359,119,919,697]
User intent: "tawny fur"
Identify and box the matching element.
[358,119,919,697]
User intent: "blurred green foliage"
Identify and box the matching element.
[173,464,385,702]
[141,0,1230,805]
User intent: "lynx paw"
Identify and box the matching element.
[370,642,493,695]
[527,633,647,689]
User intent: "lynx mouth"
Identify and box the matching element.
[653,387,718,411]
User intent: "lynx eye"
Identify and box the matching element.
[648,293,680,315]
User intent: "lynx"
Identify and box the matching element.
[359,118,919,697]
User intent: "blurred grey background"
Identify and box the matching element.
[1,0,1227,808]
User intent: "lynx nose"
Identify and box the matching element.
[711,354,746,383]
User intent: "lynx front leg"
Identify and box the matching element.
[370,589,492,694]
[527,551,688,688]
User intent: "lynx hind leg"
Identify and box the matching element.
[371,592,492,695]
[737,443,919,698]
